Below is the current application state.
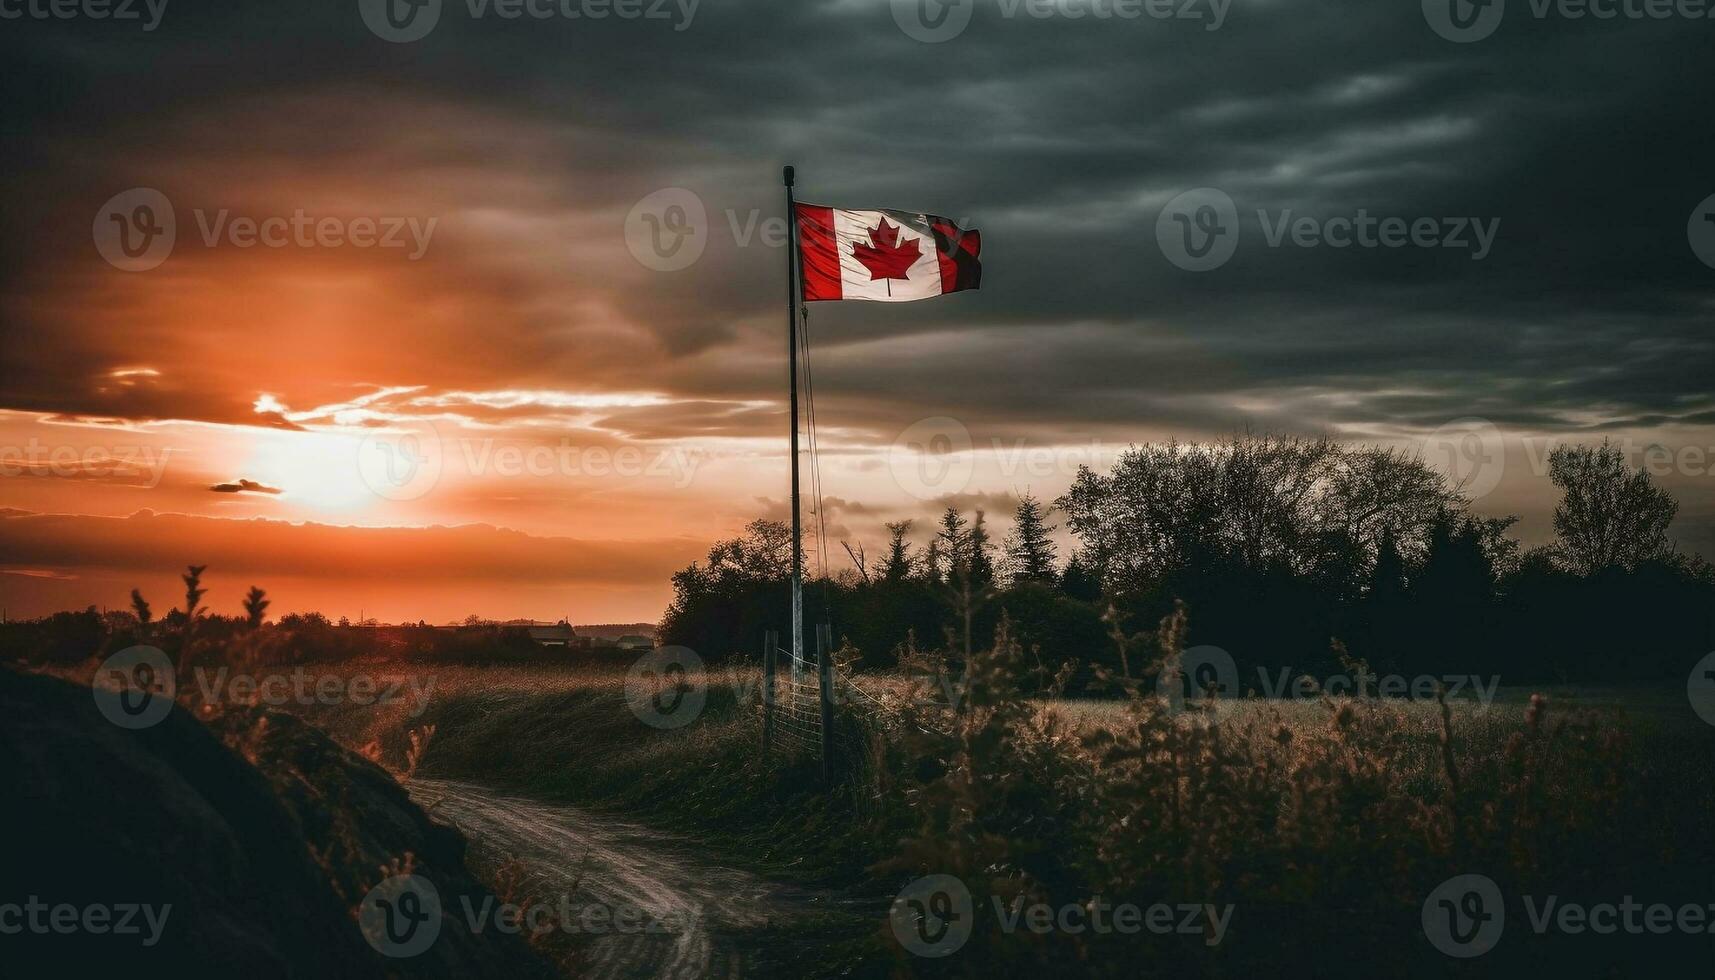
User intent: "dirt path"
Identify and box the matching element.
[408,777,811,979]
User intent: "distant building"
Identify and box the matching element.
[615,634,653,651]
[526,624,578,648]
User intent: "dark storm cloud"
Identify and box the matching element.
[209,478,282,495]
[1,1,1712,476]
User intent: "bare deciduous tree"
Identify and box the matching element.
[1057,433,1461,595]
[1549,440,1677,574]
[840,541,871,585]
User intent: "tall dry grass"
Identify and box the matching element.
[138,622,1715,977]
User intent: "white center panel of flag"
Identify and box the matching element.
[832,209,944,302]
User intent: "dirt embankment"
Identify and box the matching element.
[1,667,554,978]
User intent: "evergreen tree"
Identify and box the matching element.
[129,588,152,627]
[922,537,944,585]
[181,565,207,622]
[1415,512,1497,604]
[1003,493,1059,586]
[178,564,208,671]
[243,586,271,630]
[935,508,969,564]
[1060,553,1102,601]
[880,520,915,583]
[1366,529,1408,602]
[967,510,996,588]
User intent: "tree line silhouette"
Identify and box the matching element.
[1,566,551,667]
[660,434,1714,685]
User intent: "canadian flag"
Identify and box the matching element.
[794,204,981,302]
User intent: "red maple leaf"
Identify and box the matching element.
[851,218,920,281]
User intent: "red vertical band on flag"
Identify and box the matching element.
[794,204,842,301]
[931,219,982,295]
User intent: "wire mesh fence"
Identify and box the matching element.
[773,651,825,750]
[759,627,950,764]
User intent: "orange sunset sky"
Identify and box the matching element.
[6,5,1715,624]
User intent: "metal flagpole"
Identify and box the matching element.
[784,166,804,673]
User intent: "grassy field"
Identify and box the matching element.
[271,653,1715,977]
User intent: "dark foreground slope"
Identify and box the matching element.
[1,667,554,979]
